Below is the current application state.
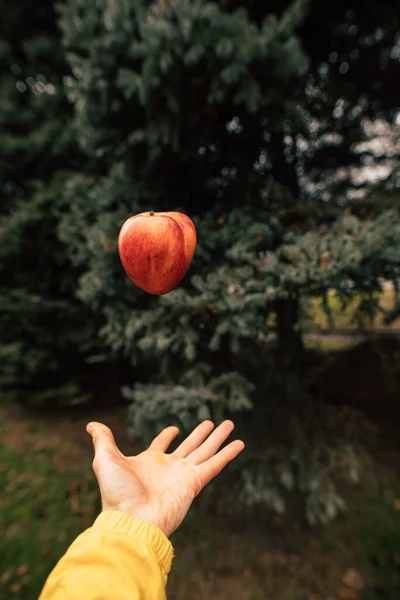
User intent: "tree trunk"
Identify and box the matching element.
[269,122,304,360]
[275,295,304,359]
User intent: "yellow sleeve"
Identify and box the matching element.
[39,510,174,600]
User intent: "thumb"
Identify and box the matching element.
[87,422,120,461]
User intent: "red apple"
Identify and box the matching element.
[118,210,197,295]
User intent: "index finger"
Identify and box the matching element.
[148,426,180,452]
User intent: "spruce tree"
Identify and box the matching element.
[0,0,103,403]
[59,0,400,520]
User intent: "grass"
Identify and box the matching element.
[304,335,361,352]
[305,288,400,332]
[301,287,400,351]
[264,288,400,352]
[0,415,100,599]
[0,405,399,600]
[356,498,400,600]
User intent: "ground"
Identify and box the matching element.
[2,289,400,598]
[1,401,399,600]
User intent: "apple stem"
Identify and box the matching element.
[149,211,155,216]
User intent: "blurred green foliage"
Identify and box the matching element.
[356,497,400,600]
[1,0,400,520]
[57,0,400,520]
[0,0,105,403]
[0,419,100,599]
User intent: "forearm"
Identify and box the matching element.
[39,511,174,600]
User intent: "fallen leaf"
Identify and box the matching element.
[16,564,29,576]
[70,496,80,514]
[394,498,400,510]
[0,571,12,584]
[342,568,364,590]
[52,455,66,471]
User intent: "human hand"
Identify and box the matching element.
[86,420,244,537]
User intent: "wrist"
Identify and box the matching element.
[102,504,169,537]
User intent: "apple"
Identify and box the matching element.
[118,210,197,295]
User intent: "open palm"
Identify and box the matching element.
[87,420,244,537]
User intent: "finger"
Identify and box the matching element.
[172,420,215,458]
[186,420,234,465]
[87,422,121,461]
[196,440,245,489]
[148,426,180,452]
